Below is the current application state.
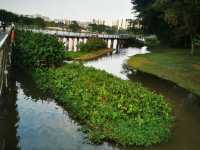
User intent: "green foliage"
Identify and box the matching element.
[32,63,173,146]
[0,9,62,28]
[78,39,107,52]
[145,35,160,48]
[88,23,118,34]
[131,0,200,51]
[193,35,200,48]
[0,9,18,23]
[68,21,81,32]
[0,9,46,28]
[14,30,65,68]
[64,51,88,60]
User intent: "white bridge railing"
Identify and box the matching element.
[0,27,12,95]
[27,29,141,39]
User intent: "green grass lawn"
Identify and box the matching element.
[128,48,200,96]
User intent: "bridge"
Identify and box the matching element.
[29,29,143,51]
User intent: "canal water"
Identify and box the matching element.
[1,47,200,150]
[86,47,200,150]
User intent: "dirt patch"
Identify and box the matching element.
[192,64,200,70]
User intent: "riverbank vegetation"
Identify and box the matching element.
[32,63,173,146]
[14,30,174,146]
[128,48,200,96]
[78,39,107,51]
[14,30,64,68]
[65,49,112,61]
[65,39,111,61]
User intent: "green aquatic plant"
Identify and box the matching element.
[32,63,173,146]
[14,29,173,147]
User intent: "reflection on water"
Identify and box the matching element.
[85,47,150,80]
[0,71,19,150]
[2,47,200,150]
[15,73,118,150]
[86,47,200,150]
[128,72,200,150]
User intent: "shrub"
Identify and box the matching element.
[193,35,200,48]
[32,63,173,146]
[14,30,65,68]
[78,38,107,52]
[145,35,160,48]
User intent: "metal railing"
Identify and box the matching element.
[0,27,12,95]
[24,28,143,39]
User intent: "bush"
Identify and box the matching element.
[33,63,173,146]
[193,35,200,48]
[78,39,107,52]
[145,35,160,48]
[14,30,65,68]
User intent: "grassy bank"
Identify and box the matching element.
[65,48,112,61]
[128,48,200,96]
[32,63,173,146]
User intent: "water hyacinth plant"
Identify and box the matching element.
[32,63,173,146]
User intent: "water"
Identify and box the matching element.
[1,47,200,150]
[4,70,118,150]
[127,72,200,150]
[85,47,149,80]
[85,47,200,150]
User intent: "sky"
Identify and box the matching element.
[1,0,135,21]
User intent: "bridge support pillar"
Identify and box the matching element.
[63,37,68,50]
[113,39,118,50]
[84,38,87,44]
[73,38,78,52]
[78,38,83,51]
[107,39,112,48]
[79,38,83,43]
[68,38,73,51]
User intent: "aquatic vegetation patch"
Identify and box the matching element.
[32,63,173,146]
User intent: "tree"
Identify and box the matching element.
[0,9,61,29]
[87,23,118,34]
[153,0,200,55]
[131,0,173,43]
[0,9,19,23]
[131,0,200,55]
[33,17,46,28]
[68,21,81,32]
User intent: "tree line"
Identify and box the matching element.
[0,9,60,28]
[0,9,142,35]
[0,9,116,34]
[132,0,200,54]
[0,9,45,27]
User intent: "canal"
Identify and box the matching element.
[1,47,200,150]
